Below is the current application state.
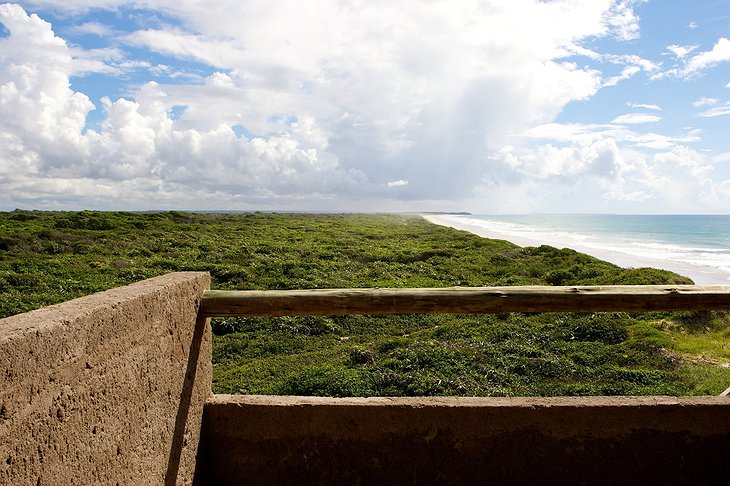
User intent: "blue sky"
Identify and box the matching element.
[1,1,730,212]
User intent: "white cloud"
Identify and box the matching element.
[693,97,719,107]
[630,130,701,150]
[497,138,624,180]
[612,113,661,124]
[68,21,114,37]
[3,1,636,208]
[697,103,730,118]
[0,4,93,163]
[602,0,643,41]
[712,152,730,164]
[0,3,363,207]
[603,66,641,87]
[68,46,125,75]
[666,44,698,59]
[655,38,730,80]
[1,1,725,212]
[653,145,712,178]
[493,139,716,212]
[606,54,661,73]
[630,103,662,111]
[523,122,700,150]
[122,28,244,69]
[683,37,730,76]
[600,53,661,84]
[14,0,121,10]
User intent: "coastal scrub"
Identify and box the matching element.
[1,210,727,396]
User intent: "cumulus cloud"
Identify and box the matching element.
[0,4,93,166]
[693,97,719,108]
[498,138,624,180]
[68,21,114,37]
[514,119,712,210]
[0,3,362,208]
[666,44,698,59]
[606,54,661,73]
[602,0,643,40]
[712,152,730,164]
[611,113,661,124]
[122,28,244,69]
[684,38,730,74]
[659,38,730,79]
[3,1,640,208]
[603,66,641,87]
[0,1,724,212]
[651,38,730,81]
[493,130,716,212]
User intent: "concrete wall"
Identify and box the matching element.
[5,273,730,484]
[202,394,730,484]
[0,272,211,486]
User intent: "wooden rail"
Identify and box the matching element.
[200,285,730,317]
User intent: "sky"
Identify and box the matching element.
[1,1,729,213]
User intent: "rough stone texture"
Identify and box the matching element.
[0,272,211,486]
[201,394,730,484]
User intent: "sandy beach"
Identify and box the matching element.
[422,214,730,285]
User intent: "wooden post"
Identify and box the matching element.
[199,285,730,317]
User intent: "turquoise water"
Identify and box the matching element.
[447,214,730,284]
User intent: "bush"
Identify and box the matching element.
[0,237,14,251]
[277,366,369,397]
[545,269,573,286]
[559,315,628,344]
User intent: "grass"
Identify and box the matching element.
[677,365,730,395]
[211,312,699,396]
[1,209,728,396]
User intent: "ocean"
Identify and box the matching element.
[423,214,730,285]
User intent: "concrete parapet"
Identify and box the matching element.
[201,394,730,484]
[5,273,730,484]
[0,272,211,486]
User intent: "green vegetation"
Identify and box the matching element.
[1,209,728,396]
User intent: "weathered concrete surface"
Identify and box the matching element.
[0,272,211,486]
[201,394,730,484]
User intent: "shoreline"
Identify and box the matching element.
[422,214,730,285]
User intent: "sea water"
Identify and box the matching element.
[438,214,730,285]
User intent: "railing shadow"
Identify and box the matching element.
[164,312,208,486]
